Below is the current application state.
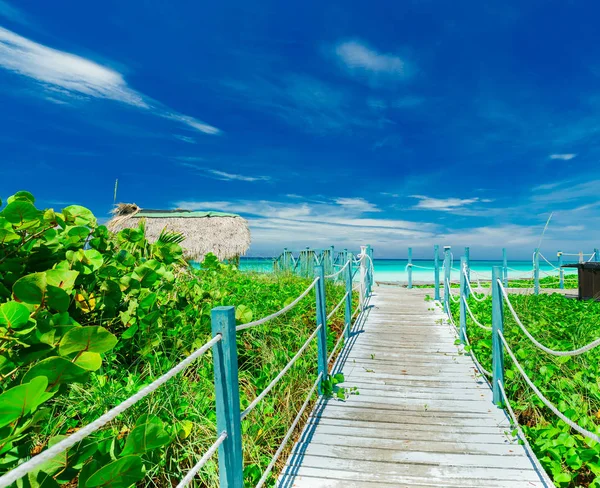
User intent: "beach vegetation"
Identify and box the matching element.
[0,191,351,487]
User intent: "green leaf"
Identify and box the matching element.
[33,435,68,476]
[85,455,145,488]
[46,285,70,312]
[82,249,103,271]
[131,265,159,287]
[0,301,30,329]
[62,205,97,227]
[554,472,571,483]
[74,352,103,371]
[45,269,79,292]
[7,191,35,205]
[121,419,171,456]
[59,326,118,356]
[235,304,253,324]
[177,420,193,440]
[0,229,20,243]
[13,272,47,304]
[2,201,41,224]
[0,377,49,428]
[22,357,88,389]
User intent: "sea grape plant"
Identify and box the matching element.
[0,192,183,487]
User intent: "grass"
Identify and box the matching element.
[37,269,353,487]
[448,291,600,487]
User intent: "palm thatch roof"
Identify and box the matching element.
[107,203,251,261]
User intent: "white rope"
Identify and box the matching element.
[497,381,553,485]
[462,295,492,331]
[240,324,322,420]
[498,280,600,356]
[562,252,594,256]
[327,292,349,321]
[463,269,488,302]
[255,372,323,488]
[0,334,222,488]
[445,302,491,377]
[236,278,318,331]
[176,431,227,488]
[406,263,435,270]
[498,330,600,443]
[445,278,459,302]
[324,260,349,279]
[538,252,560,270]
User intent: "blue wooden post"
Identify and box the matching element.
[464,247,470,299]
[344,254,353,340]
[314,265,328,392]
[459,256,467,343]
[434,245,440,301]
[366,245,373,296]
[211,307,243,487]
[443,246,451,314]
[407,247,413,289]
[502,248,508,287]
[491,267,504,406]
[534,248,540,295]
[595,248,600,262]
[558,251,564,289]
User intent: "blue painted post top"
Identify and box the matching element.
[595,248,600,262]
[558,251,564,289]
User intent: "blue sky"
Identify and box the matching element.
[1,0,599,259]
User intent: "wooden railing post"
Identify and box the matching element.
[595,248,600,262]
[407,247,413,289]
[464,247,470,299]
[366,244,373,296]
[344,254,353,340]
[534,248,540,295]
[459,256,467,343]
[443,246,451,314]
[434,244,440,301]
[211,306,243,487]
[502,248,508,287]
[359,245,367,311]
[314,265,328,393]
[558,251,564,289]
[491,267,504,406]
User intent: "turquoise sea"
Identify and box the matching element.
[239,257,578,283]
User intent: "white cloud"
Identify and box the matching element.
[334,197,380,213]
[174,135,197,144]
[206,170,271,182]
[177,161,271,182]
[410,195,482,212]
[0,27,220,134]
[549,153,576,160]
[335,40,407,77]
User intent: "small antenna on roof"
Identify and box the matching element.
[113,179,119,205]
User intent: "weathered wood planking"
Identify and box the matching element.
[278,287,552,488]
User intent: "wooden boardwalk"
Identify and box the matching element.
[279,287,551,487]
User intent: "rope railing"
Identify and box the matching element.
[1,242,373,488]
[240,324,322,420]
[498,280,600,356]
[498,330,600,443]
[462,295,492,331]
[462,268,488,302]
[444,298,491,377]
[327,292,349,321]
[236,278,319,332]
[445,278,460,302]
[324,260,349,279]
[0,334,223,488]
[255,372,322,488]
[175,432,228,488]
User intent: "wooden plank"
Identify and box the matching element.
[278,287,549,487]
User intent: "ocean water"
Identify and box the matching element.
[239,257,579,283]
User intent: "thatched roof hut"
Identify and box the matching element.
[108,203,251,262]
